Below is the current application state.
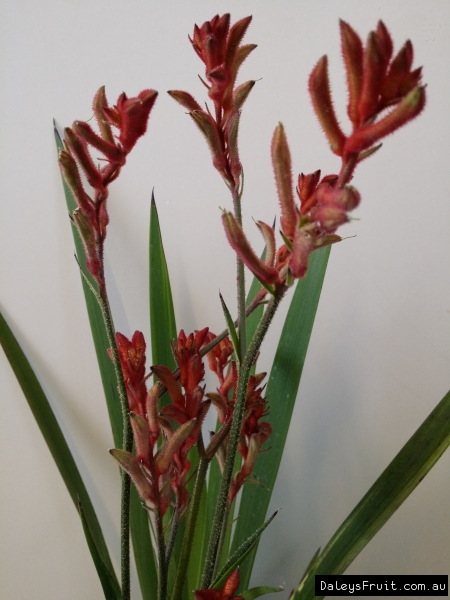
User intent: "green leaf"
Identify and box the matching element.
[149,191,184,592]
[130,487,158,600]
[211,510,278,591]
[149,191,177,376]
[0,311,118,588]
[187,466,209,592]
[78,501,122,600]
[231,247,331,589]
[219,292,240,362]
[294,387,450,600]
[241,586,284,600]
[55,125,156,600]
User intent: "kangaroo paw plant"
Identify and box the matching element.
[4,13,450,600]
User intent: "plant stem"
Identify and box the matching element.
[155,506,167,600]
[201,291,285,588]
[231,186,247,365]
[171,441,210,600]
[98,290,133,600]
[165,499,180,569]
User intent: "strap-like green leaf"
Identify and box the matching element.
[0,311,118,587]
[149,191,177,375]
[55,125,156,600]
[211,511,278,591]
[231,247,331,589]
[294,387,450,600]
[187,469,209,592]
[130,487,158,600]
[219,292,240,362]
[241,586,283,600]
[149,192,184,593]
[78,501,122,600]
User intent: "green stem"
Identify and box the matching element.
[201,292,285,588]
[165,499,180,569]
[155,507,167,600]
[97,290,133,600]
[231,187,247,365]
[171,450,210,600]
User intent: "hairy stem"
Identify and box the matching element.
[98,289,133,600]
[231,186,247,365]
[201,291,285,587]
[155,506,167,600]
[171,435,210,600]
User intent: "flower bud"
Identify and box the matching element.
[271,123,297,238]
[167,90,202,112]
[309,56,346,156]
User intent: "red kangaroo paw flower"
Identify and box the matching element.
[92,86,115,145]
[155,419,196,475]
[194,568,243,600]
[309,55,346,156]
[190,110,227,176]
[345,85,426,154]
[232,80,255,112]
[376,20,393,63]
[71,121,124,163]
[289,227,314,279]
[224,110,242,185]
[152,364,185,410]
[357,31,389,125]
[59,150,94,215]
[110,449,153,503]
[116,89,158,154]
[115,331,148,415]
[64,127,105,191]
[380,41,421,106]
[167,90,203,112]
[271,123,297,238]
[298,170,321,214]
[190,14,231,73]
[222,211,281,286]
[339,20,363,127]
[222,567,241,597]
[256,221,277,269]
[130,412,150,466]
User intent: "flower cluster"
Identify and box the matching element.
[154,328,212,510]
[168,14,256,188]
[221,21,425,288]
[111,331,198,516]
[312,20,425,161]
[59,87,157,291]
[205,332,272,504]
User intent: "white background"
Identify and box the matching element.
[1,1,450,599]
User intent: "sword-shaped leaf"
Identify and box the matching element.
[78,501,122,600]
[0,311,118,588]
[231,247,331,589]
[294,387,450,600]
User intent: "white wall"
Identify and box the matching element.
[1,1,450,598]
